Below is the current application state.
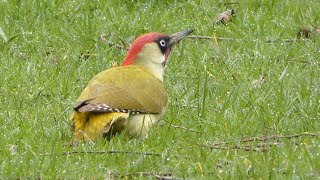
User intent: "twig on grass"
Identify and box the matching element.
[267,38,312,43]
[160,120,200,133]
[110,171,174,179]
[166,123,201,134]
[188,141,274,152]
[288,59,320,66]
[155,175,180,180]
[188,35,311,43]
[212,132,320,147]
[217,2,240,5]
[216,2,269,5]
[111,167,223,179]
[62,150,161,156]
[188,132,320,152]
[188,35,235,41]
[100,34,129,50]
[209,143,270,152]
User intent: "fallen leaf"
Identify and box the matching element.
[314,26,320,34]
[216,9,235,24]
[297,27,312,39]
[7,144,17,155]
[251,75,265,87]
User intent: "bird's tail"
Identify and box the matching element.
[71,111,128,142]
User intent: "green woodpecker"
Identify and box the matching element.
[71,29,193,142]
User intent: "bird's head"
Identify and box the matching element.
[121,29,193,81]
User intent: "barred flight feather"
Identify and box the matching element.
[77,103,146,114]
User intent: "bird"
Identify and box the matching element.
[70,29,194,143]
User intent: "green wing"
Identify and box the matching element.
[74,65,168,114]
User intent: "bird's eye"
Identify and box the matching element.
[159,40,166,47]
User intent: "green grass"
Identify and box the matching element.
[1,0,319,179]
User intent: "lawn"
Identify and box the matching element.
[0,0,319,179]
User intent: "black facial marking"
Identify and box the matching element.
[155,36,171,55]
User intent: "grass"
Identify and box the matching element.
[0,0,319,179]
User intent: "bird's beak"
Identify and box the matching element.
[169,29,194,46]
